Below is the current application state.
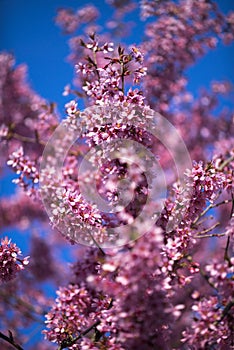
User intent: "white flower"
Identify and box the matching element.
[102,42,114,53]
[65,100,78,115]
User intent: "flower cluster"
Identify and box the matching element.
[142,0,234,111]
[182,296,233,348]
[188,161,227,202]
[83,229,174,350]
[205,259,234,300]
[182,258,234,348]
[74,35,147,106]
[44,284,91,344]
[166,160,228,232]
[7,147,39,195]
[66,190,102,227]
[0,236,29,283]
[43,283,110,347]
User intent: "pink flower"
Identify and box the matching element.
[0,236,29,283]
[7,147,39,191]
[131,46,144,63]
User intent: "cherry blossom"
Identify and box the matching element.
[0,237,29,283]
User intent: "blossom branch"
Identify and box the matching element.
[58,320,100,350]
[58,298,113,349]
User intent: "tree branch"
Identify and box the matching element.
[224,235,232,267]
[218,154,234,171]
[199,268,218,291]
[216,299,234,324]
[8,132,46,146]
[195,222,220,237]
[195,232,226,239]
[58,320,101,350]
[87,231,106,256]
[192,199,232,227]
[0,331,24,350]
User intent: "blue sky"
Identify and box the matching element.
[0,0,125,113]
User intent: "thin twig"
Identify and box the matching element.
[199,268,218,291]
[230,191,234,219]
[195,222,220,237]
[224,235,232,267]
[87,231,106,256]
[216,299,234,324]
[218,154,234,171]
[58,320,100,350]
[192,215,213,228]
[10,132,46,146]
[192,199,232,227]
[0,331,24,350]
[195,232,226,239]
[224,191,234,267]
[121,62,125,93]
